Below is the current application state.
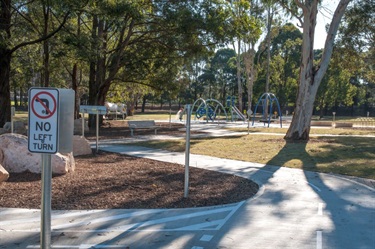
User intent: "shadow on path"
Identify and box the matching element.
[263,140,375,249]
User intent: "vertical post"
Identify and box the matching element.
[247,118,250,135]
[10,107,15,133]
[40,154,52,249]
[169,109,172,128]
[96,110,99,153]
[184,104,191,198]
[81,111,85,137]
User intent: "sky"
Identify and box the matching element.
[313,0,340,49]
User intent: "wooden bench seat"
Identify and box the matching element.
[259,119,275,124]
[128,120,159,136]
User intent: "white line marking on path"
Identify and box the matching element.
[215,201,245,230]
[306,181,321,192]
[27,245,128,249]
[316,231,322,249]
[200,235,213,242]
[52,204,238,232]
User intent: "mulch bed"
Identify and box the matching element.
[0,120,259,209]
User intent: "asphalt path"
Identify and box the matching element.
[1,123,374,249]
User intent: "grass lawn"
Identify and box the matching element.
[132,131,375,180]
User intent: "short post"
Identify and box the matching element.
[10,107,15,133]
[367,111,370,117]
[247,118,250,134]
[96,110,99,153]
[40,153,52,249]
[169,109,172,128]
[184,104,191,198]
[81,111,85,137]
[332,112,336,127]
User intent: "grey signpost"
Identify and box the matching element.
[184,104,191,198]
[28,87,74,249]
[79,105,107,152]
[10,107,15,133]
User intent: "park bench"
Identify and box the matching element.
[128,120,159,137]
[259,119,275,125]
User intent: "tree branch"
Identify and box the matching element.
[10,11,70,54]
[315,0,352,82]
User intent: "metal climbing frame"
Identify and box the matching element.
[191,98,228,122]
[251,93,283,128]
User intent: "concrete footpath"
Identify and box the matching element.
[1,123,375,249]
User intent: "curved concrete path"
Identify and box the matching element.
[1,123,374,249]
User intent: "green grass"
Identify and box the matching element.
[231,127,375,136]
[131,134,375,180]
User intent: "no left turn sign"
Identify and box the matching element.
[28,88,59,153]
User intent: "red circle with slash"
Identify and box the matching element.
[31,91,57,119]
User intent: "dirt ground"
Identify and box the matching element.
[0,120,259,209]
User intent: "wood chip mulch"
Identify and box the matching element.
[0,120,259,210]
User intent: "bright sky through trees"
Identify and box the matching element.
[313,0,340,49]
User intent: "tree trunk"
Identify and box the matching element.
[244,45,256,114]
[42,2,50,87]
[236,40,243,112]
[285,0,351,141]
[13,88,18,108]
[0,51,11,128]
[0,0,11,127]
[141,95,147,113]
[88,15,99,129]
[72,63,80,119]
[265,5,272,94]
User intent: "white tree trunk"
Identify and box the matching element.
[285,0,351,141]
[244,45,256,113]
[237,39,243,112]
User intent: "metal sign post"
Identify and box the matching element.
[79,105,107,153]
[96,110,100,153]
[10,107,15,133]
[28,88,59,249]
[41,153,52,248]
[184,104,191,198]
[28,87,74,249]
[82,111,85,137]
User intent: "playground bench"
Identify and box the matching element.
[128,120,159,137]
[259,119,275,124]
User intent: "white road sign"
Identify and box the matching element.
[28,88,59,153]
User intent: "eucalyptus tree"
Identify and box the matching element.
[262,0,280,94]
[226,0,253,112]
[242,0,263,112]
[280,0,352,141]
[315,47,356,117]
[83,0,234,116]
[198,65,216,99]
[210,48,237,104]
[269,23,302,108]
[336,0,374,114]
[0,0,80,127]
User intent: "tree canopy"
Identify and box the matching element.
[0,0,373,139]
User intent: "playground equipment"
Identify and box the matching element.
[191,98,228,122]
[226,96,246,122]
[251,93,282,128]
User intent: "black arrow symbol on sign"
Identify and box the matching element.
[35,97,50,115]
